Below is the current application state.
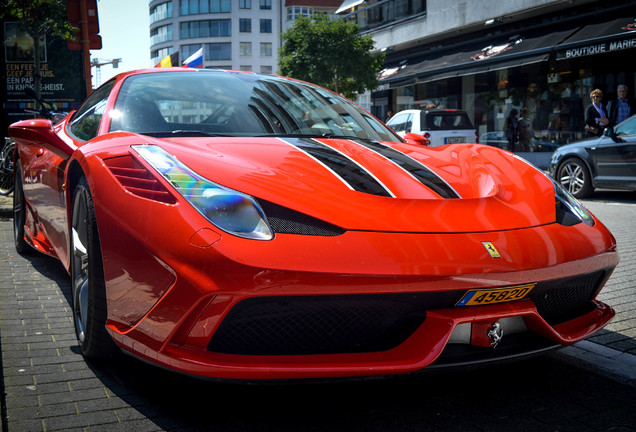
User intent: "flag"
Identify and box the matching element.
[155,52,179,68]
[183,47,204,68]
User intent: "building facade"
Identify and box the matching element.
[149,0,340,74]
[339,0,636,146]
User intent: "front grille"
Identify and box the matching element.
[207,293,458,356]
[529,270,609,325]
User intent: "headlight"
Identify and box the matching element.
[133,145,273,240]
[514,155,594,227]
[552,177,595,226]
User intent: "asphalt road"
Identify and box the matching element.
[0,190,635,432]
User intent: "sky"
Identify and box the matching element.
[90,0,151,87]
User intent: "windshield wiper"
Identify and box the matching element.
[144,130,230,138]
[255,133,336,139]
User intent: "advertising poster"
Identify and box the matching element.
[1,20,87,135]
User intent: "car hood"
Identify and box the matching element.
[95,134,557,233]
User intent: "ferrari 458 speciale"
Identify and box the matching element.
[9,69,617,381]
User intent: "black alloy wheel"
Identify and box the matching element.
[71,177,118,359]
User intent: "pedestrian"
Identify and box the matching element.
[385,109,394,122]
[518,108,534,152]
[606,84,634,127]
[584,89,608,137]
[505,108,519,152]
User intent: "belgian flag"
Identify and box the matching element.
[155,52,179,67]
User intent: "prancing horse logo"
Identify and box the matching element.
[482,241,501,258]
[488,321,504,348]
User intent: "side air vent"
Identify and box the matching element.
[103,155,176,204]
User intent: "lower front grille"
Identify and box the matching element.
[529,270,609,325]
[207,293,454,356]
[207,269,612,356]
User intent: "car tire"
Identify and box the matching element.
[13,164,31,254]
[557,158,593,199]
[71,177,118,359]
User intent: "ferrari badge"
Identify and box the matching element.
[482,242,501,258]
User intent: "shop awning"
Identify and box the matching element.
[555,17,636,60]
[336,0,365,14]
[381,27,578,87]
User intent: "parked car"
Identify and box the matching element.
[387,109,478,146]
[479,131,558,152]
[9,68,617,381]
[549,114,636,198]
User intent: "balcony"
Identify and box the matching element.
[339,0,426,32]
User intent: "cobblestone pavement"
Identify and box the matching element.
[0,192,635,432]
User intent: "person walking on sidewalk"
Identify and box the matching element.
[606,84,634,128]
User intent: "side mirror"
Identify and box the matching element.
[9,118,75,159]
[606,126,625,143]
[403,132,430,146]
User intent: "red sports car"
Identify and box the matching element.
[9,69,617,381]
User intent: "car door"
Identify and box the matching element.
[594,116,636,188]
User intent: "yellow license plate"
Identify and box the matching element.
[456,283,536,306]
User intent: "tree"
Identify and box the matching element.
[279,16,384,100]
[1,0,74,105]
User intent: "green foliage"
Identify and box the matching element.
[279,16,384,100]
[1,0,74,40]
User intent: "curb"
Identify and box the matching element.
[559,340,636,384]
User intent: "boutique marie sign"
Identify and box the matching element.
[556,18,636,60]
[558,36,636,60]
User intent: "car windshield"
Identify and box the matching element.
[614,115,636,136]
[109,71,400,142]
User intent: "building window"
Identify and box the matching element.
[150,2,172,24]
[210,0,231,13]
[260,42,272,56]
[180,20,231,39]
[240,65,252,71]
[207,43,232,60]
[240,42,252,56]
[240,0,251,9]
[239,18,251,32]
[180,0,231,15]
[151,24,172,45]
[260,19,272,33]
[182,44,203,60]
[260,0,271,10]
[287,6,311,21]
[151,47,173,63]
[260,65,272,74]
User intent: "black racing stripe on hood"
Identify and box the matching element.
[350,139,461,199]
[282,137,392,197]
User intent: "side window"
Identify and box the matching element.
[404,114,413,132]
[68,80,115,141]
[388,113,408,132]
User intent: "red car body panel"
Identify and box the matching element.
[9,69,618,380]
